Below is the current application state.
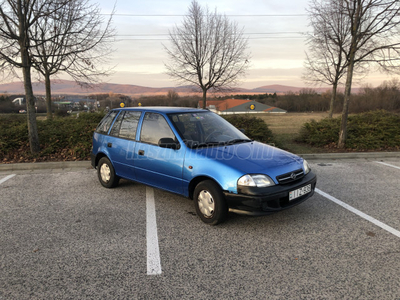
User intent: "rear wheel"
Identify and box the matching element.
[97,157,119,188]
[194,180,228,225]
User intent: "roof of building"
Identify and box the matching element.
[204,99,252,111]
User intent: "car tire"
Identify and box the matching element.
[194,180,228,225]
[97,157,119,188]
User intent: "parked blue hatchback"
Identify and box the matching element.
[91,107,317,225]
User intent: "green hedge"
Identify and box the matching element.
[0,112,105,162]
[297,110,400,150]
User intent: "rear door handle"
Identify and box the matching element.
[107,142,112,148]
[138,150,145,156]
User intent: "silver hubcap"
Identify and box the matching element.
[100,163,111,183]
[198,190,215,218]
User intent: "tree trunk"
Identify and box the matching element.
[338,1,362,149]
[202,88,207,109]
[328,82,337,118]
[338,54,355,149]
[22,64,40,154]
[17,0,40,154]
[45,72,53,119]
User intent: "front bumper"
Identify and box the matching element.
[224,171,317,215]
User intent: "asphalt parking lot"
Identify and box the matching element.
[1,156,400,299]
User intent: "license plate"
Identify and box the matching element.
[289,184,312,201]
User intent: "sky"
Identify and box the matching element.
[85,0,393,89]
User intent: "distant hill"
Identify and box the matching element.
[248,84,358,94]
[0,79,339,96]
[0,80,200,95]
[250,84,305,94]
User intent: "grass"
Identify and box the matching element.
[256,112,341,153]
[257,112,336,135]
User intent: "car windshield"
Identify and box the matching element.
[168,111,251,148]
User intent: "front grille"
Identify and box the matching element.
[276,169,304,184]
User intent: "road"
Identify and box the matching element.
[1,158,400,299]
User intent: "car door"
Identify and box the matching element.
[107,111,141,181]
[134,112,185,194]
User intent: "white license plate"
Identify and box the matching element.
[289,184,312,201]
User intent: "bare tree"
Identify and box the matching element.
[167,89,179,102]
[164,0,250,109]
[336,0,400,148]
[30,0,114,119]
[0,0,70,153]
[304,0,353,118]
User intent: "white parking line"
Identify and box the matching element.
[374,161,400,170]
[0,174,16,185]
[146,187,162,275]
[316,188,400,238]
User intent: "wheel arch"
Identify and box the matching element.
[94,152,109,168]
[188,176,223,200]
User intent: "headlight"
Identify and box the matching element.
[303,159,310,174]
[238,174,275,188]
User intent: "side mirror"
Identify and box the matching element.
[158,137,180,150]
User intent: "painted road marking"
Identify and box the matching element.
[0,174,16,185]
[374,161,400,171]
[146,187,162,275]
[316,188,400,238]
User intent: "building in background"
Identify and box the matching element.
[53,96,97,111]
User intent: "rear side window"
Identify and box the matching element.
[95,111,118,134]
[109,112,125,137]
[140,112,176,145]
[110,111,141,140]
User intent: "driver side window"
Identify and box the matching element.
[140,113,176,145]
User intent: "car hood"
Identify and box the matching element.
[188,141,304,179]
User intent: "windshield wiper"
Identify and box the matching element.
[192,142,223,149]
[226,138,252,145]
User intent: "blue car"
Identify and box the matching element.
[91,107,317,225]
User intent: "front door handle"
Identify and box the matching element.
[138,150,145,156]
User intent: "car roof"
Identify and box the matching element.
[113,106,207,114]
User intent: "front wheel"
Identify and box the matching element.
[97,157,119,188]
[194,180,228,225]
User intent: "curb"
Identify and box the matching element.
[1,152,399,172]
[299,151,400,160]
[0,160,91,172]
